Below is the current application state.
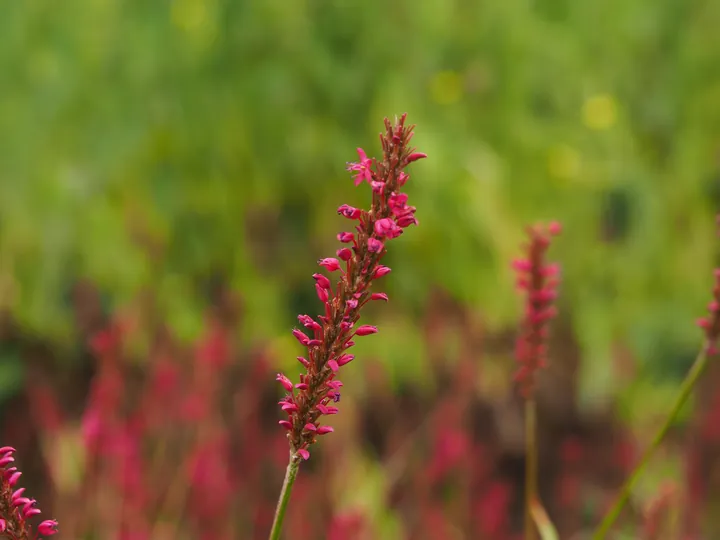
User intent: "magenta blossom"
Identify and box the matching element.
[276,114,425,461]
[346,148,374,186]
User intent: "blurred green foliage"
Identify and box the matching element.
[2,0,720,403]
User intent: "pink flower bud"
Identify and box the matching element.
[371,181,385,193]
[405,152,427,163]
[23,508,41,518]
[355,325,378,336]
[337,248,352,261]
[316,426,334,435]
[297,356,310,368]
[327,360,339,372]
[371,292,389,302]
[291,329,310,346]
[8,471,21,487]
[374,218,402,239]
[316,283,329,303]
[318,258,341,271]
[374,266,391,278]
[512,259,532,272]
[304,423,317,432]
[367,238,384,253]
[297,448,310,460]
[313,273,331,289]
[337,204,362,219]
[295,383,309,390]
[337,232,354,243]
[38,520,58,536]
[276,373,294,392]
[337,354,354,366]
[396,215,418,228]
[281,402,298,412]
[279,420,293,430]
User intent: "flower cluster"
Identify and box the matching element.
[0,447,58,539]
[276,114,426,461]
[697,216,720,354]
[512,221,562,398]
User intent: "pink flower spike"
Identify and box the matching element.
[292,328,310,346]
[316,426,334,435]
[38,520,59,536]
[276,373,294,392]
[304,423,317,432]
[318,258,341,271]
[367,238,384,253]
[279,420,293,430]
[337,248,352,261]
[297,448,310,460]
[337,232,354,243]
[405,152,427,163]
[355,325,378,336]
[371,292,389,302]
[374,266,391,278]
[327,359,339,372]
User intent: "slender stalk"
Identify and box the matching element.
[525,398,538,540]
[268,453,301,540]
[592,346,709,539]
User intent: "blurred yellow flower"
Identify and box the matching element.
[429,70,463,105]
[582,94,618,130]
[548,144,581,180]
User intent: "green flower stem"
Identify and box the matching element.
[268,452,301,540]
[592,345,709,539]
[526,397,538,540]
